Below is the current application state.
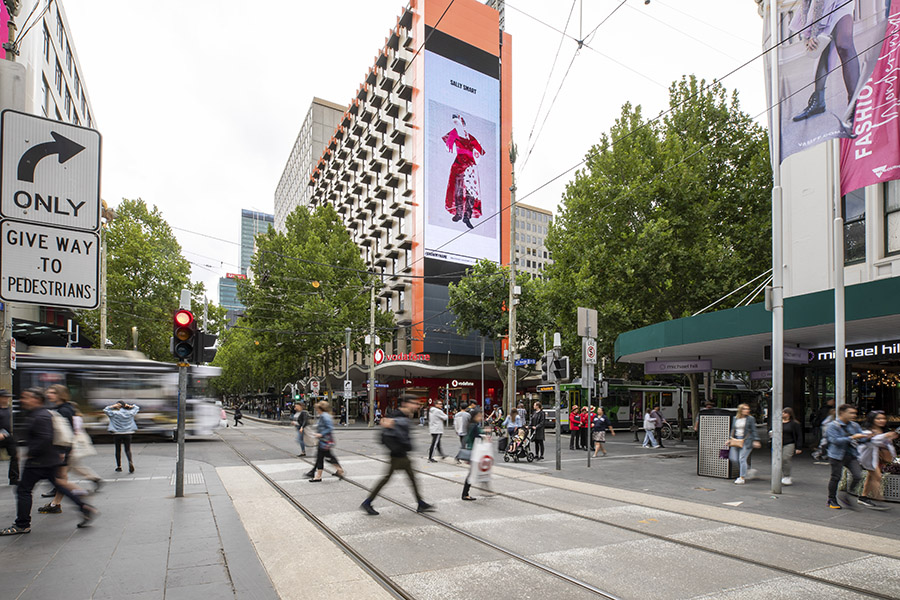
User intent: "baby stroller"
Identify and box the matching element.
[503,427,535,463]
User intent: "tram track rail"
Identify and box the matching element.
[225,424,895,600]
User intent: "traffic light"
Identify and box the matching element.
[551,356,570,382]
[172,309,196,361]
[193,331,218,364]
[540,354,551,382]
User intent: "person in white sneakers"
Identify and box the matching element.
[780,407,803,486]
[642,410,660,449]
[729,403,761,484]
[427,400,448,462]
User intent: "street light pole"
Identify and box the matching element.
[345,327,351,426]
[506,137,517,415]
[368,258,376,427]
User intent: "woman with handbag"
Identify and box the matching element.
[858,410,898,509]
[460,409,484,501]
[729,403,761,484]
[308,401,344,482]
[592,407,615,457]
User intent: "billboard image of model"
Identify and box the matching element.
[424,48,500,266]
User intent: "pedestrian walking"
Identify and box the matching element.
[826,404,872,509]
[0,389,18,485]
[103,400,140,473]
[461,408,485,501]
[428,400,448,462]
[857,410,897,510]
[234,405,244,426]
[569,405,581,450]
[308,401,344,482]
[293,402,310,457]
[592,407,615,457]
[0,389,97,535]
[360,398,434,515]
[630,401,642,442]
[40,385,88,515]
[642,409,660,449]
[454,404,471,451]
[650,405,667,448]
[530,401,546,460]
[728,403,761,484]
[780,407,803,486]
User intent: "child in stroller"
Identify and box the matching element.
[503,426,535,463]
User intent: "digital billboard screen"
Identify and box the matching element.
[424,41,500,267]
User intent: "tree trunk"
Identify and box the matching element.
[688,373,700,430]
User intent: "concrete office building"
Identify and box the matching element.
[514,203,553,280]
[1,0,98,347]
[274,97,345,232]
[217,209,274,327]
[296,0,512,410]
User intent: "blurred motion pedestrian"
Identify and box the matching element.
[826,404,871,509]
[234,405,244,426]
[428,400,448,462]
[780,407,803,486]
[642,409,659,449]
[40,385,92,514]
[293,402,310,457]
[650,405,666,449]
[0,389,18,485]
[530,401,546,460]
[104,400,139,473]
[460,408,484,501]
[858,410,897,510]
[361,398,434,515]
[308,401,344,482]
[0,388,97,535]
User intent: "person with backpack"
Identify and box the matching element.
[361,397,435,515]
[826,404,873,509]
[427,400,448,462]
[103,400,140,473]
[0,388,97,535]
[0,389,18,486]
[40,385,90,514]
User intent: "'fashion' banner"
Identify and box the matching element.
[840,5,900,195]
[769,0,888,163]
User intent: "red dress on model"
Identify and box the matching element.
[442,129,484,219]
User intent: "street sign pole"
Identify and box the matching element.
[553,333,562,471]
[175,362,187,498]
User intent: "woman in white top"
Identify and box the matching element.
[642,410,659,449]
[729,403,761,484]
[858,410,898,509]
[427,400,448,462]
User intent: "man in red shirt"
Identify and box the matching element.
[569,405,581,450]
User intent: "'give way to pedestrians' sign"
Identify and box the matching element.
[0,110,101,309]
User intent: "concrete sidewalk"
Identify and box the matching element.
[0,453,277,600]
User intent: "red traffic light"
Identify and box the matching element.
[174,309,194,327]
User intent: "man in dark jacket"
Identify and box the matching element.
[361,397,434,516]
[0,389,97,535]
[0,389,18,485]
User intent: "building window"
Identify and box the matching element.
[54,60,62,94]
[74,71,80,99]
[43,24,50,61]
[65,42,72,74]
[886,181,900,255]
[40,77,49,117]
[64,88,72,119]
[399,290,405,311]
[56,12,63,43]
[842,188,866,264]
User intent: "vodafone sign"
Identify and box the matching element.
[373,350,430,365]
[374,348,385,365]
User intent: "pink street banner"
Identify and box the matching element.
[841,6,900,195]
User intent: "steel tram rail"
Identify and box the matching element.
[229,423,894,600]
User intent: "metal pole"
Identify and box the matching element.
[769,0,784,495]
[554,340,561,471]
[481,336,485,416]
[345,327,351,426]
[175,363,187,498]
[507,138,517,415]
[368,263,376,427]
[832,139,846,407]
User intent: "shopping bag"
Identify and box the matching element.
[468,438,496,484]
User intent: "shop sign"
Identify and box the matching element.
[750,369,772,381]
[225,273,246,279]
[374,350,431,365]
[763,345,810,365]
[644,359,712,374]
[808,339,900,365]
[451,379,474,387]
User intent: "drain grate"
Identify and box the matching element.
[169,473,205,485]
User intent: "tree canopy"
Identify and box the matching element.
[545,75,772,373]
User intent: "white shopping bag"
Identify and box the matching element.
[469,438,496,484]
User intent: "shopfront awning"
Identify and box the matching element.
[615,276,900,371]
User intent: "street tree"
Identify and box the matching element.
[447,259,548,411]
[545,75,772,418]
[78,198,225,361]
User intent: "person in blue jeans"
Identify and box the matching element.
[104,401,140,473]
[826,404,873,509]
[729,403,760,485]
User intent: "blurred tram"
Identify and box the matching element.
[13,347,222,437]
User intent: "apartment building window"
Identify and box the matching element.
[886,181,900,255]
[64,88,72,119]
[40,77,49,117]
[398,215,405,235]
[54,60,62,94]
[65,42,72,74]
[56,13,63,43]
[43,24,50,61]
[842,188,866,264]
[74,72,80,99]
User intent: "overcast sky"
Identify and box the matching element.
[61,0,764,304]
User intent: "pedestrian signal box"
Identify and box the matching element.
[172,309,195,361]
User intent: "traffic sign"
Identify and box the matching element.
[514,358,536,366]
[0,220,99,308]
[343,380,352,392]
[1,111,101,231]
[310,380,320,394]
[585,338,597,364]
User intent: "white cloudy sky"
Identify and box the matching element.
[61,0,765,303]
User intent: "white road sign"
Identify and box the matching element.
[1,110,101,231]
[585,338,597,365]
[344,380,352,392]
[0,220,99,309]
[310,380,320,394]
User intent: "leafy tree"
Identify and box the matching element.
[447,259,548,410]
[210,321,266,396]
[545,76,771,417]
[219,203,393,390]
[78,198,226,361]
